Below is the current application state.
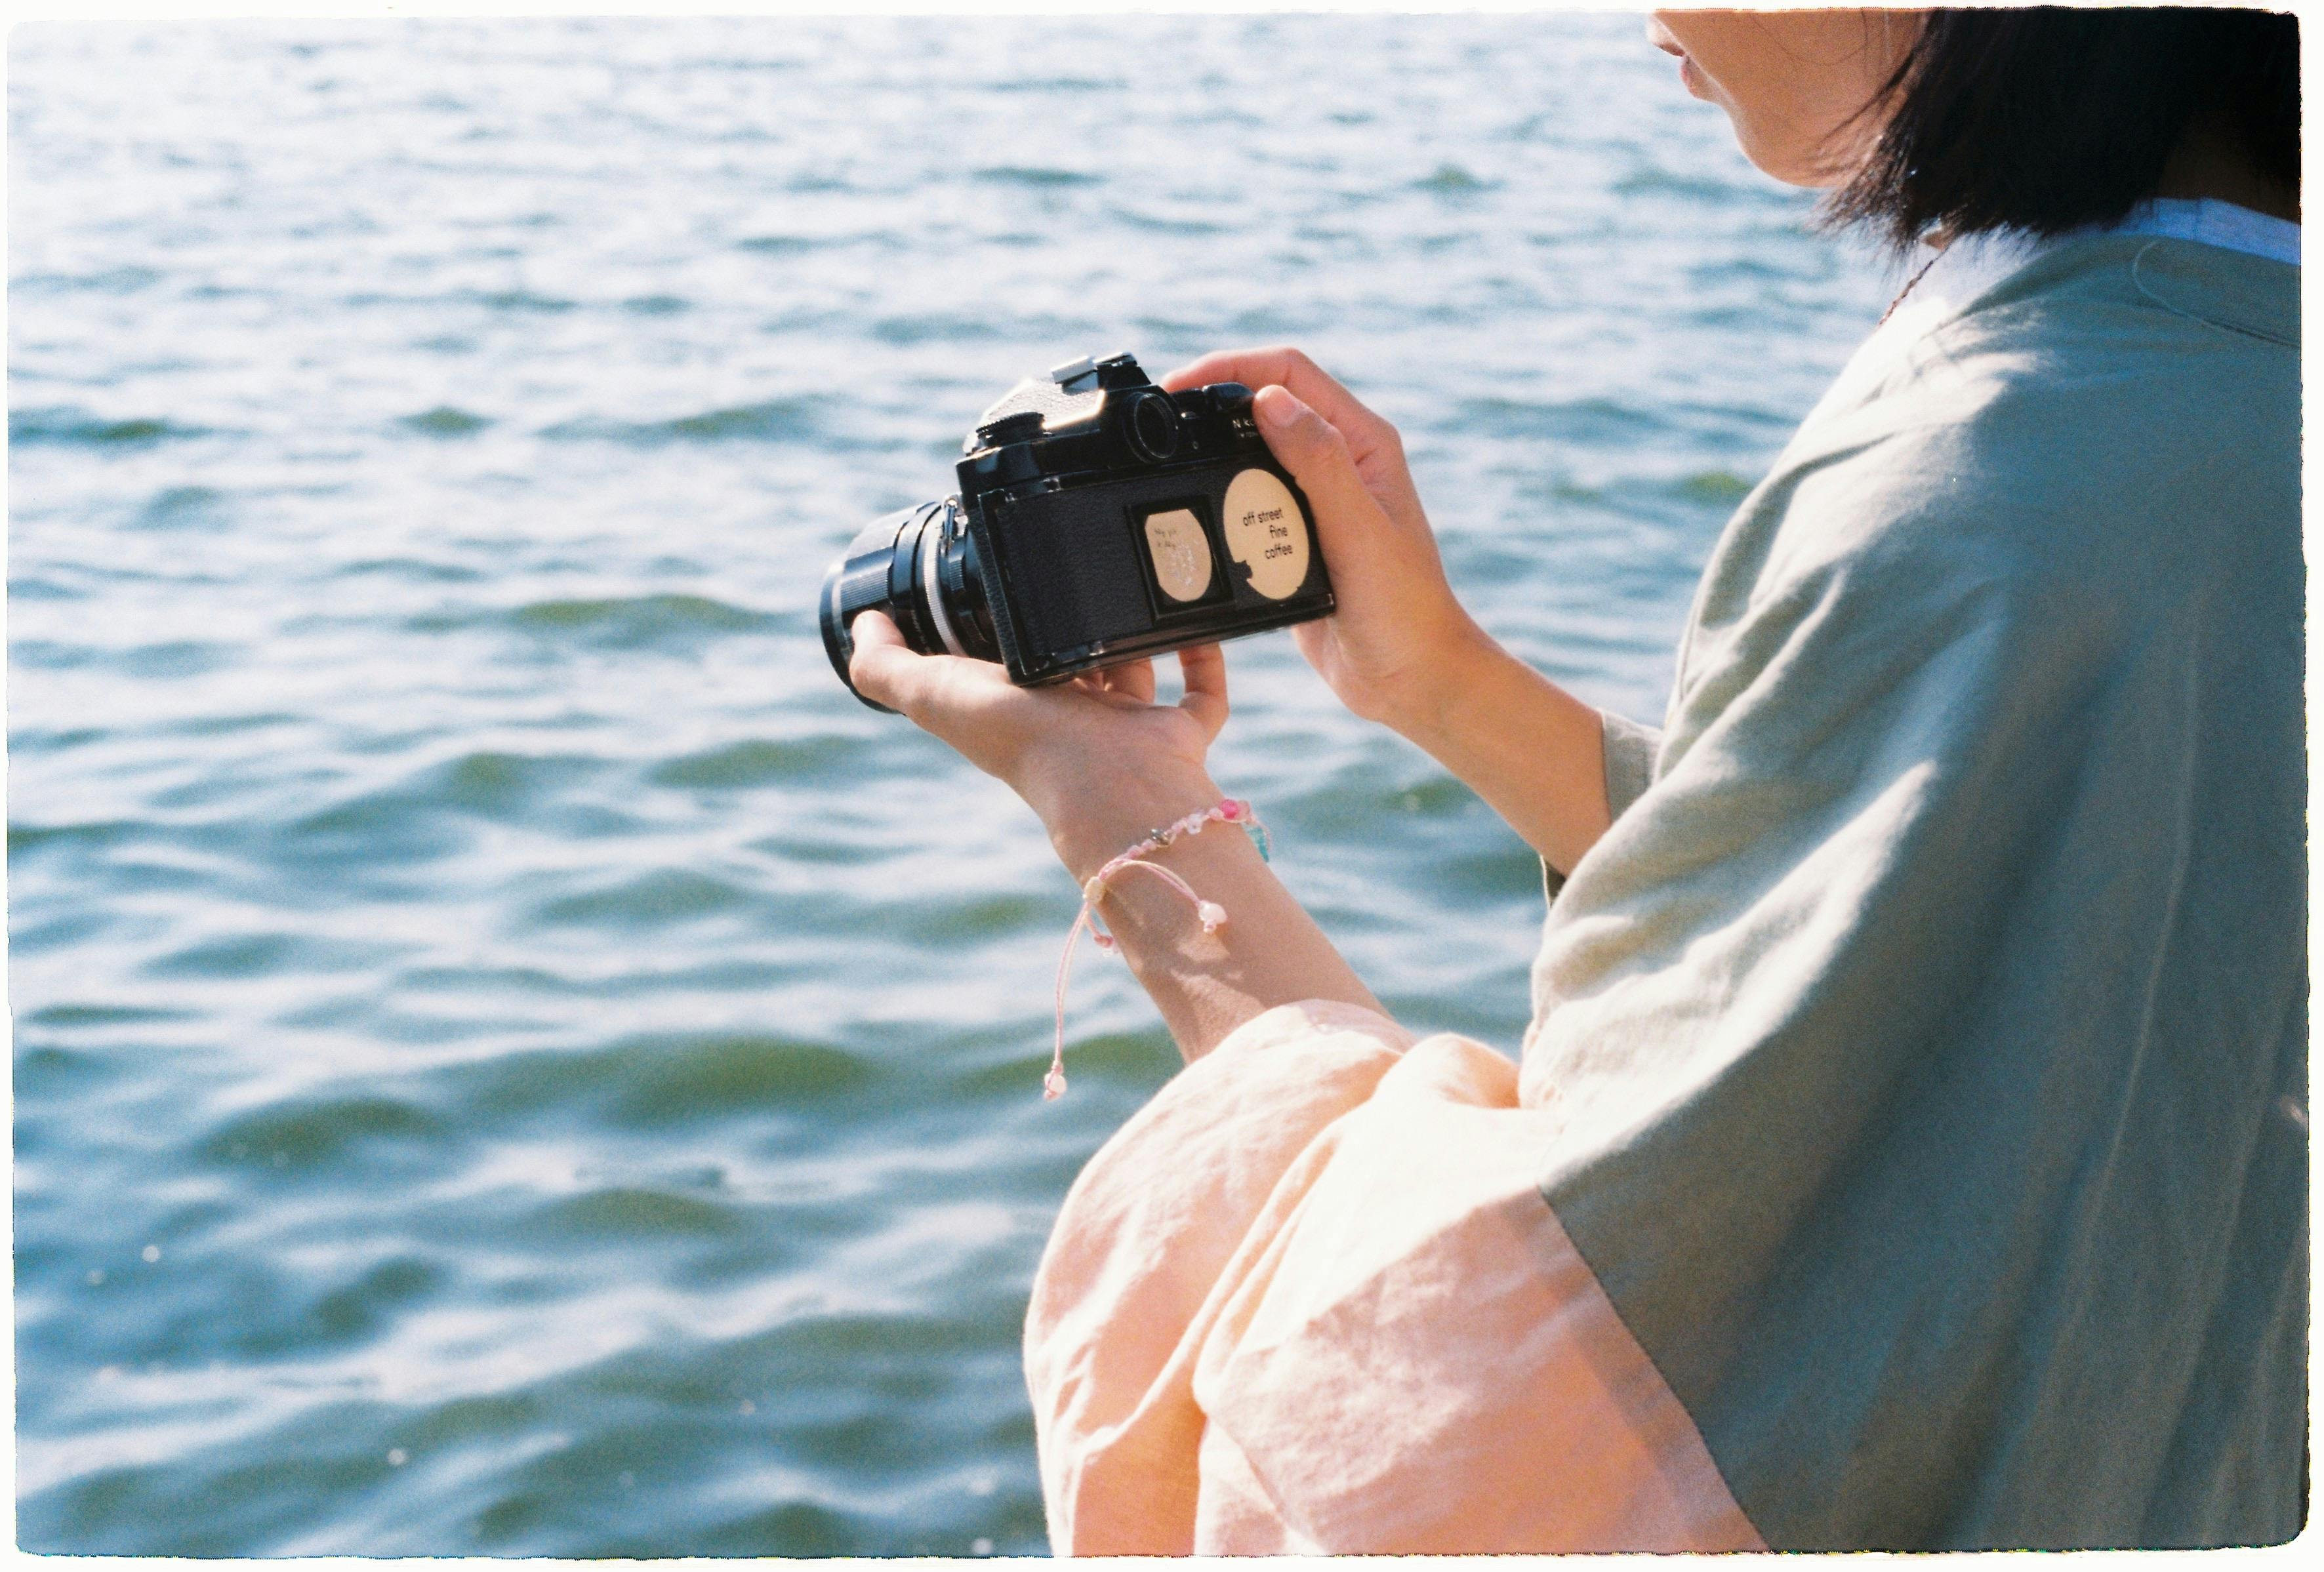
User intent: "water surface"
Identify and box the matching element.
[9,16,1887,1556]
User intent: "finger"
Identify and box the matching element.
[846,609,929,715]
[1250,384,1400,577]
[1176,643,1229,743]
[1159,346,1396,455]
[1105,658,1157,705]
[1069,658,1154,705]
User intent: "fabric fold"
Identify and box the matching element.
[1024,1001,1764,1556]
[1599,708,1663,824]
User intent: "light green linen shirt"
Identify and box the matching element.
[1526,233,2303,1548]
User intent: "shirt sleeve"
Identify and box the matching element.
[1599,708,1661,822]
[1542,708,1665,906]
[1021,999,1763,1556]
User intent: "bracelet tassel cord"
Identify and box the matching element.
[1046,797,1269,1099]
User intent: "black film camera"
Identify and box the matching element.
[819,352,1334,710]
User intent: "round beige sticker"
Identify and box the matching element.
[1141,508,1213,603]
[1222,468,1309,600]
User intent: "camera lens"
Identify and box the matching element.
[819,498,996,710]
[1127,391,1180,462]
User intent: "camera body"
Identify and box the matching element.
[821,352,1333,708]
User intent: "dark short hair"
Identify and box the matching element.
[1826,6,2299,251]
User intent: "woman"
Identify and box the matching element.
[849,8,2302,1552]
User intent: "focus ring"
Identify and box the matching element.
[919,503,967,658]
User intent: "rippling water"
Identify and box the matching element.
[9,16,1890,1556]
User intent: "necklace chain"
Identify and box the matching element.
[1877,249,1944,329]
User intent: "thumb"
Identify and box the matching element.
[1252,384,1388,561]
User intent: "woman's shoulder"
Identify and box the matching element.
[1978,230,2296,351]
[1923,237,2295,491]
[1820,235,2295,487]
[1680,243,2298,706]
[1760,238,2296,603]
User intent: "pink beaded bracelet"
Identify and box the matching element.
[1046,797,1270,1100]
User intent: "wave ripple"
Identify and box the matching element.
[7,12,1883,1559]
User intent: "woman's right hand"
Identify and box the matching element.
[1160,348,1490,735]
[1164,347,1616,875]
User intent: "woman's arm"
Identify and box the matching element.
[1389,628,1616,877]
[848,613,1380,1062]
[1159,348,1615,874]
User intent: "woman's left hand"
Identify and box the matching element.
[847,610,1231,875]
[851,609,1381,1058]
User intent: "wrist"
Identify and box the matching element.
[1027,759,1227,883]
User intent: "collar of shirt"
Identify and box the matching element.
[1875,197,2298,348]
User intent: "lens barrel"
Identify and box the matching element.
[818,498,994,711]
